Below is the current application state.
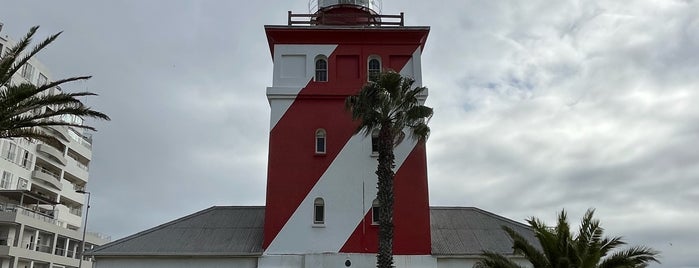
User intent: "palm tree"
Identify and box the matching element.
[479,208,660,268]
[345,70,433,268]
[0,26,109,143]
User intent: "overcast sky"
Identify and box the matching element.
[2,0,698,267]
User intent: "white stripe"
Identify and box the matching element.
[265,133,418,254]
[267,45,338,129]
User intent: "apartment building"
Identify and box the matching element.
[0,23,109,268]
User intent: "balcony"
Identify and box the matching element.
[0,203,63,228]
[55,204,82,228]
[32,168,63,191]
[36,144,67,165]
[43,125,70,142]
[67,128,92,149]
[64,157,89,183]
[60,180,85,203]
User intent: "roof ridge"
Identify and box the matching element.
[212,205,265,209]
[88,206,221,254]
[471,207,532,229]
[429,206,531,229]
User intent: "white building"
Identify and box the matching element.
[0,23,110,268]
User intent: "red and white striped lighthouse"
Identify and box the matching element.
[262,0,431,264]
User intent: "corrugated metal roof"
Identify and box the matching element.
[87,206,264,256]
[430,207,539,256]
[88,206,537,257]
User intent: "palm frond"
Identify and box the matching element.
[598,246,660,268]
[479,251,528,268]
[345,70,431,146]
[0,26,109,141]
[489,209,660,268]
[503,226,549,267]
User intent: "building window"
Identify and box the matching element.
[314,197,325,224]
[315,129,327,154]
[37,73,48,86]
[20,149,34,170]
[371,199,380,225]
[0,171,13,189]
[368,57,381,81]
[315,57,328,82]
[17,178,28,190]
[2,141,17,162]
[371,130,379,155]
[21,63,34,81]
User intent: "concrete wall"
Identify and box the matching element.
[94,255,532,268]
[260,254,437,268]
[94,257,258,268]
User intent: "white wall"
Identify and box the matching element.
[94,257,258,268]
[437,257,533,268]
[259,254,437,268]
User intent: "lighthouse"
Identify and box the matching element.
[262,0,432,265]
[86,2,540,267]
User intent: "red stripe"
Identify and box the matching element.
[263,43,424,249]
[339,142,431,254]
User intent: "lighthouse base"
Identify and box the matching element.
[258,253,437,268]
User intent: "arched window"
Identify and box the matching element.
[315,129,326,154]
[371,198,380,225]
[315,57,328,82]
[314,197,325,224]
[368,57,381,81]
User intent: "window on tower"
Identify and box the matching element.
[368,57,381,81]
[314,197,325,224]
[315,129,327,154]
[21,63,35,82]
[371,198,380,225]
[315,57,328,82]
[371,130,379,155]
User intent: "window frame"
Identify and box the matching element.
[21,63,34,81]
[367,56,381,81]
[371,198,380,225]
[37,73,48,86]
[2,142,17,162]
[1,171,13,189]
[313,197,325,225]
[16,178,28,190]
[371,130,379,156]
[20,149,34,170]
[315,129,327,155]
[314,56,328,82]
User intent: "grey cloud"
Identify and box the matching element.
[2,0,698,266]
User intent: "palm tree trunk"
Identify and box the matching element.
[376,124,395,268]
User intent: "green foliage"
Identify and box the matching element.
[345,70,432,144]
[0,26,109,143]
[479,209,660,268]
[345,70,433,268]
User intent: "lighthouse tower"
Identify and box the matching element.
[262,0,432,266]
